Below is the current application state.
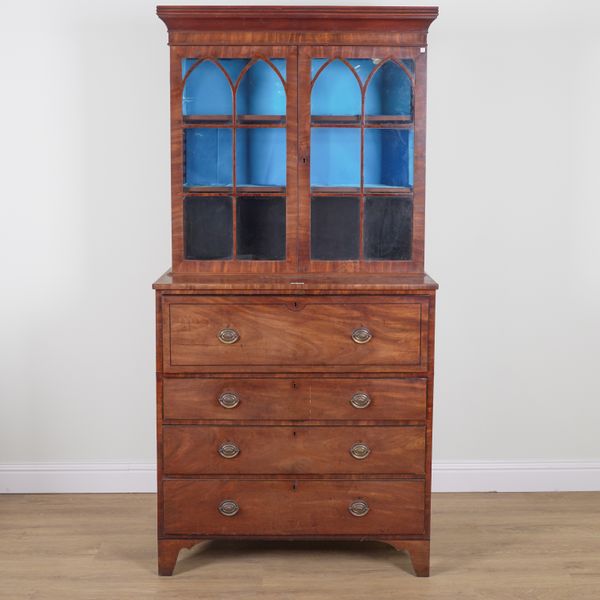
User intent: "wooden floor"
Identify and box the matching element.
[0,493,598,599]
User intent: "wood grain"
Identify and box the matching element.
[163,425,425,476]
[162,479,425,536]
[163,295,428,373]
[163,377,427,422]
[158,539,197,576]
[167,31,431,47]
[387,540,430,577]
[153,270,439,292]
[156,5,439,31]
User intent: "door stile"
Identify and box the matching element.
[297,47,312,272]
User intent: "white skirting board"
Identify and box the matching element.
[0,461,599,494]
[432,461,600,492]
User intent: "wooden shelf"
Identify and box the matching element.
[310,187,412,195]
[183,115,286,127]
[184,186,232,194]
[311,186,361,195]
[183,114,232,125]
[184,186,286,195]
[312,115,361,124]
[237,115,286,126]
[311,115,413,128]
[237,186,286,194]
[366,115,412,123]
[364,187,412,195]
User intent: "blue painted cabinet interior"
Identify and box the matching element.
[182,58,287,117]
[182,57,287,261]
[185,128,232,188]
[236,59,286,115]
[310,57,415,261]
[310,58,414,189]
[236,129,286,187]
[180,53,416,263]
[364,129,414,188]
[311,128,361,187]
[183,57,287,190]
[365,60,413,116]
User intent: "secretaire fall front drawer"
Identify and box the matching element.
[161,295,429,373]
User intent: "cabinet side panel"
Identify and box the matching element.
[156,291,165,538]
[424,292,436,537]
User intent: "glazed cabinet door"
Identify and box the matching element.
[170,45,298,273]
[298,46,426,273]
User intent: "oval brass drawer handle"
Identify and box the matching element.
[218,392,240,409]
[351,328,372,344]
[218,442,240,459]
[218,328,240,344]
[350,442,371,460]
[349,499,370,517]
[350,392,371,409]
[218,499,239,517]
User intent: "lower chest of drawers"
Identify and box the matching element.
[156,291,435,575]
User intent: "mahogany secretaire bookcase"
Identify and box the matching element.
[154,5,439,577]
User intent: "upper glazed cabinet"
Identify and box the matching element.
[165,10,431,274]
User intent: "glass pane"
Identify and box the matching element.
[364,196,412,260]
[237,59,286,116]
[182,60,232,116]
[218,58,249,83]
[236,129,286,187]
[184,128,232,187]
[364,129,413,188]
[349,58,379,83]
[311,128,360,187]
[311,196,359,260]
[237,196,286,260]
[311,59,362,116]
[184,197,233,260]
[365,60,413,117]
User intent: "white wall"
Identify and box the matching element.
[1,0,599,492]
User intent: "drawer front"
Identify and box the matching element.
[163,377,427,421]
[163,479,425,536]
[163,425,425,475]
[162,296,428,373]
